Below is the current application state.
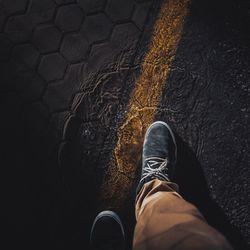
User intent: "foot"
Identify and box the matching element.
[90,210,125,250]
[137,121,177,194]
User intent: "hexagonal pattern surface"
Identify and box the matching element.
[55,4,83,32]
[111,23,140,52]
[0,3,154,249]
[21,74,46,101]
[106,0,134,21]
[33,25,62,53]
[77,0,106,13]
[39,53,67,82]
[81,13,112,43]
[54,0,75,4]
[132,2,152,30]
[44,64,82,112]
[5,15,31,43]
[29,0,56,24]
[12,44,39,68]
[0,0,28,14]
[61,33,88,62]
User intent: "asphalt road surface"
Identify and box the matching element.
[0,0,249,249]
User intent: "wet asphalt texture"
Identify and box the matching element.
[0,0,249,249]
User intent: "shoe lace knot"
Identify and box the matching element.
[141,157,170,182]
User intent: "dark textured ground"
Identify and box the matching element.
[0,0,249,249]
[157,0,250,248]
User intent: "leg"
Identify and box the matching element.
[133,179,233,250]
[133,121,233,250]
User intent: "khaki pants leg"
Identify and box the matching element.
[133,179,233,250]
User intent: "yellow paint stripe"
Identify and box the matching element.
[100,0,190,209]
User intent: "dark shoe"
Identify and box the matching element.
[90,210,125,250]
[137,121,177,194]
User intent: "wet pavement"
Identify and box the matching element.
[0,0,249,249]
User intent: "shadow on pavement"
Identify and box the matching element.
[174,134,248,250]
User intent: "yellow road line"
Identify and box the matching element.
[100,0,190,209]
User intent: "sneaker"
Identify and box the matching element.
[137,121,177,193]
[90,210,126,250]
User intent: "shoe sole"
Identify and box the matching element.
[90,210,125,243]
[144,121,177,166]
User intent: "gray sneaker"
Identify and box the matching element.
[90,210,125,250]
[137,121,177,194]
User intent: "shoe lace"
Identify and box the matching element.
[141,157,170,183]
